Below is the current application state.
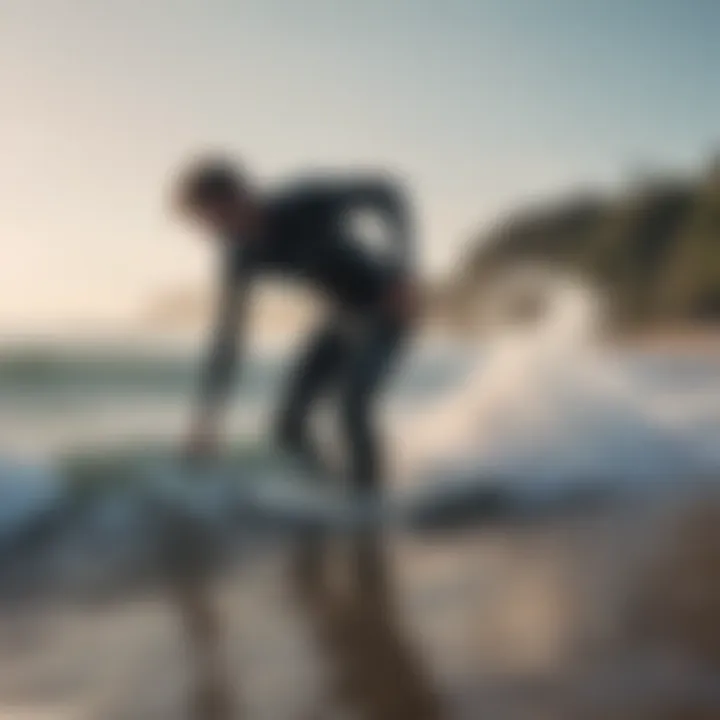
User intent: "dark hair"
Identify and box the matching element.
[174,157,246,213]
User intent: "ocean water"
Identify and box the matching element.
[1,279,720,559]
[3,286,720,718]
[0,338,468,458]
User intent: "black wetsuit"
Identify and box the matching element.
[198,176,413,494]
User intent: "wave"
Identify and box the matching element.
[1,274,719,600]
[0,442,712,604]
[402,273,719,484]
[0,345,463,404]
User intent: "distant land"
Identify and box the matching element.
[142,279,455,344]
[449,156,720,332]
[141,282,322,342]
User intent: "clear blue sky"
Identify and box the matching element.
[1,0,719,327]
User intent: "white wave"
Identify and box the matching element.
[401,270,718,500]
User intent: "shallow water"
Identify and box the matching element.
[2,298,720,718]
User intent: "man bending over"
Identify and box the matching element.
[175,157,417,499]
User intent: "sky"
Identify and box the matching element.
[1,0,719,329]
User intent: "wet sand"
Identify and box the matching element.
[2,494,720,719]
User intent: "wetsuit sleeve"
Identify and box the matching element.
[337,178,414,271]
[196,250,250,415]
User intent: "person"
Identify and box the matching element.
[174,156,417,498]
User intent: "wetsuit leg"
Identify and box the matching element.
[339,317,407,496]
[275,321,348,480]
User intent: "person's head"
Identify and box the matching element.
[173,156,257,237]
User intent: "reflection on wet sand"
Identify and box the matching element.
[290,533,444,720]
[162,513,236,720]
[7,496,720,719]
[172,575,236,720]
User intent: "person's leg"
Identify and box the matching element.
[274,320,348,481]
[339,318,407,497]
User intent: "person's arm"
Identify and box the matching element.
[187,255,249,458]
